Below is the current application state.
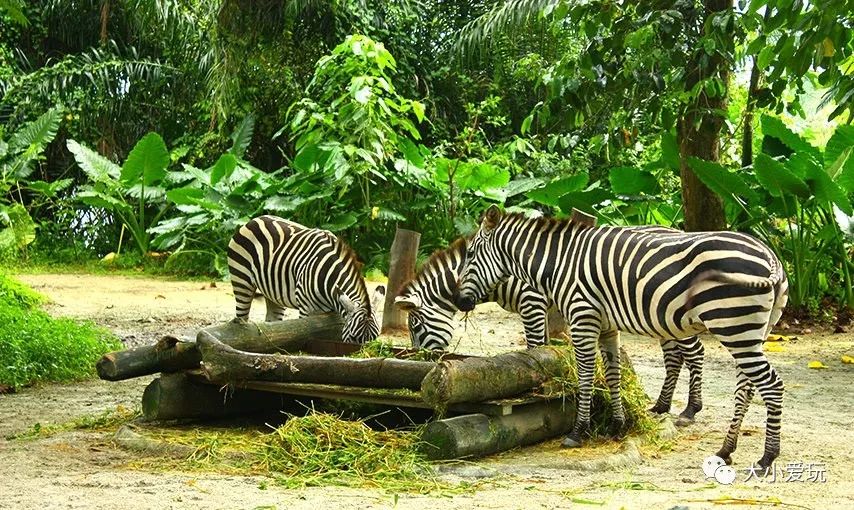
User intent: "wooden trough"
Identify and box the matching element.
[97,314,580,460]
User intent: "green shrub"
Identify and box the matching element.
[0,274,121,390]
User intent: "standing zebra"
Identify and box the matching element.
[395,236,706,425]
[456,206,787,469]
[228,216,385,343]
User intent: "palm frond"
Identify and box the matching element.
[454,0,559,60]
[9,108,61,154]
[0,0,28,25]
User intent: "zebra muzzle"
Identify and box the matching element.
[455,294,476,312]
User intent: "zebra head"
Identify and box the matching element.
[338,285,385,343]
[455,205,508,312]
[395,292,457,350]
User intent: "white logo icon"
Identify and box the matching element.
[703,455,736,485]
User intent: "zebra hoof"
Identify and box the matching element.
[561,435,583,448]
[648,404,669,415]
[610,418,627,438]
[715,451,733,466]
[756,452,778,472]
[674,415,695,427]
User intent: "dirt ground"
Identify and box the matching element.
[1,272,852,510]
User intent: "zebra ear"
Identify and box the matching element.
[338,292,357,313]
[481,204,502,231]
[395,295,421,311]
[370,285,386,310]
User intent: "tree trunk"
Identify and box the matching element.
[420,401,576,460]
[141,372,286,421]
[420,346,569,409]
[96,313,343,381]
[677,0,732,232]
[741,57,761,169]
[383,228,421,332]
[197,331,434,390]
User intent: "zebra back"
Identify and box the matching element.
[228,215,379,343]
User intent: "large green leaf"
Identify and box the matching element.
[66,140,121,182]
[760,115,821,160]
[609,166,659,195]
[557,187,613,216]
[754,153,810,198]
[803,159,853,215]
[661,131,680,171]
[10,108,61,155]
[166,187,209,207]
[264,195,306,213]
[229,114,255,158]
[0,204,36,251]
[686,157,757,204]
[824,124,854,193]
[456,162,511,192]
[502,177,545,198]
[322,213,357,232]
[527,174,589,206]
[210,153,238,186]
[121,132,169,185]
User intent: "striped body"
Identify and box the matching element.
[456,208,787,469]
[396,236,706,422]
[227,216,382,343]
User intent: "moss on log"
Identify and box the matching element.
[197,331,435,390]
[420,400,576,460]
[420,346,569,409]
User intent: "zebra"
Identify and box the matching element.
[227,215,385,343]
[395,236,706,425]
[455,205,787,470]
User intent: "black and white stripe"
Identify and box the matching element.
[456,206,787,469]
[396,236,706,424]
[227,216,384,343]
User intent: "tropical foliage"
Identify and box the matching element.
[1,0,852,314]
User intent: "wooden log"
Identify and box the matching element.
[141,372,285,421]
[421,346,569,408]
[96,313,343,381]
[420,401,576,460]
[382,227,421,332]
[197,331,435,390]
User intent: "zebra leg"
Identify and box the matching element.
[598,329,626,436]
[264,298,286,322]
[561,307,601,448]
[716,370,754,466]
[231,279,256,323]
[518,293,548,348]
[675,336,705,425]
[650,339,683,415]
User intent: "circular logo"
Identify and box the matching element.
[714,465,737,485]
[703,455,726,478]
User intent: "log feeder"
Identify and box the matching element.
[96,313,344,381]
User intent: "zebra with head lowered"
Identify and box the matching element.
[228,216,385,343]
[395,236,706,425]
[456,206,788,469]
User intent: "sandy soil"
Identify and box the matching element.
[1,272,853,510]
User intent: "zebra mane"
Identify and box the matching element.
[501,211,595,230]
[398,236,469,296]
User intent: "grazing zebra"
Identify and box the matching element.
[227,216,384,343]
[455,206,787,469]
[395,236,706,424]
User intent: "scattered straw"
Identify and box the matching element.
[127,412,458,494]
[7,405,140,440]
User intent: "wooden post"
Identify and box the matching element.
[382,227,421,333]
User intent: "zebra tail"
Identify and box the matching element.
[685,269,778,309]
